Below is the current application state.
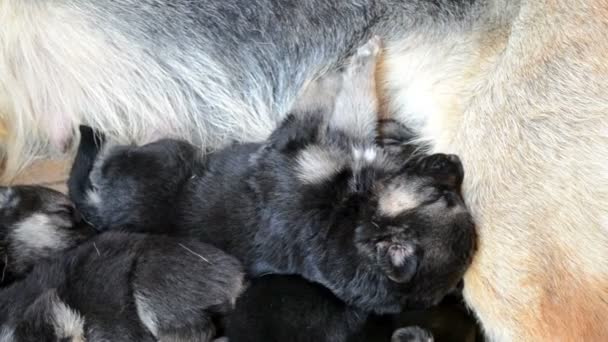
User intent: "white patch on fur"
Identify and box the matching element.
[328,37,380,146]
[296,146,346,184]
[378,184,421,216]
[389,244,414,267]
[51,297,86,341]
[363,147,377,162]
[86,189,102,206]
[0,326,14,342]
[352,147,379,170]
[11,214,70,252]
[135,292,159,338]
[0,188,17,208]
[382,32,478,149]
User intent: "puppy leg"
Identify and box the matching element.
[133,241,245,342]
[267,68,344,152]
[328,36,382,147]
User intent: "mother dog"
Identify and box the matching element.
[1,0,607,340]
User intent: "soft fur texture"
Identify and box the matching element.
[0,185,96,286]
[0,232,245,342]
[69,40,476,317]
[2,0,607,340]
[225,274,480,342]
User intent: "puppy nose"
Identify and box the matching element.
[416,153,464,189]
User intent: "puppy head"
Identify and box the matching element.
[0,186,95,283]
[352,153,476,308]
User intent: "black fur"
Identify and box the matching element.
[0,186,96,286]
[70,125,204,233]
[69,41,476,316]
[225,274,452,342]
[70,113,475,315]
[0,232,244,341]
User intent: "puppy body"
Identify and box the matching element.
[225,275,438,342]
[71,41,476,316]
[0,186,95,286]
[0,232,245,342]
[4,1,607,339]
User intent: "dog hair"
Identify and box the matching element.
[69,39,476,317]
[225,274,436,342]
[0,185,96,286]
[0,231,245,342]
[2,0,607,339]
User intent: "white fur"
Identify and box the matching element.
[86,189,102,206]
[0,326,14,342]
[378,183,421,216]
[0,187,17,208]
[135,292,159,338]
[51,296,86,342]
[11,213,70,252]
[0,0,277,180]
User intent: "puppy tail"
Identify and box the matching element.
[67,125,105,217]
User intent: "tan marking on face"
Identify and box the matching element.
[296,146,346,184]
[378,184,420,216]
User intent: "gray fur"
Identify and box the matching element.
[0,0,483,176]
[0,186,96,286]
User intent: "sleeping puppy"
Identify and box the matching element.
[225,274,443,342]
[0,231,245,342]
[69,38,476,316]
[0,185,96,286]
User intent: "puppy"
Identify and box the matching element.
[70,38,476,315]
[0,185,96,286]
[0,231,245,342]
[225,274,477,342]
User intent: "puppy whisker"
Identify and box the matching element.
[93,243,101,256]
[179,243,211,264]
[1,255,7,282]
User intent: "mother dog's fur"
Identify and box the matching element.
[1,0,607,340]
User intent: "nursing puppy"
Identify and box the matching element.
[0,231,245,342]
[70,38,476,315]
[0,185,96,286]
[2,1,607,339]
[225,274,482,342]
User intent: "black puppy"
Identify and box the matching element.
[69,38,476,316]
[0,185,96,286]
[225,274,438,342]
[0,186,245,341]
[0,231,245,342]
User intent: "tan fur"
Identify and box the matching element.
[1,0,607,340]
[382,0,608,340]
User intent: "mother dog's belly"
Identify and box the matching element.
[381,10,608,341]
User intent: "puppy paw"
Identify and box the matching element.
[346,35,382,76]
[391,326,434,342]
